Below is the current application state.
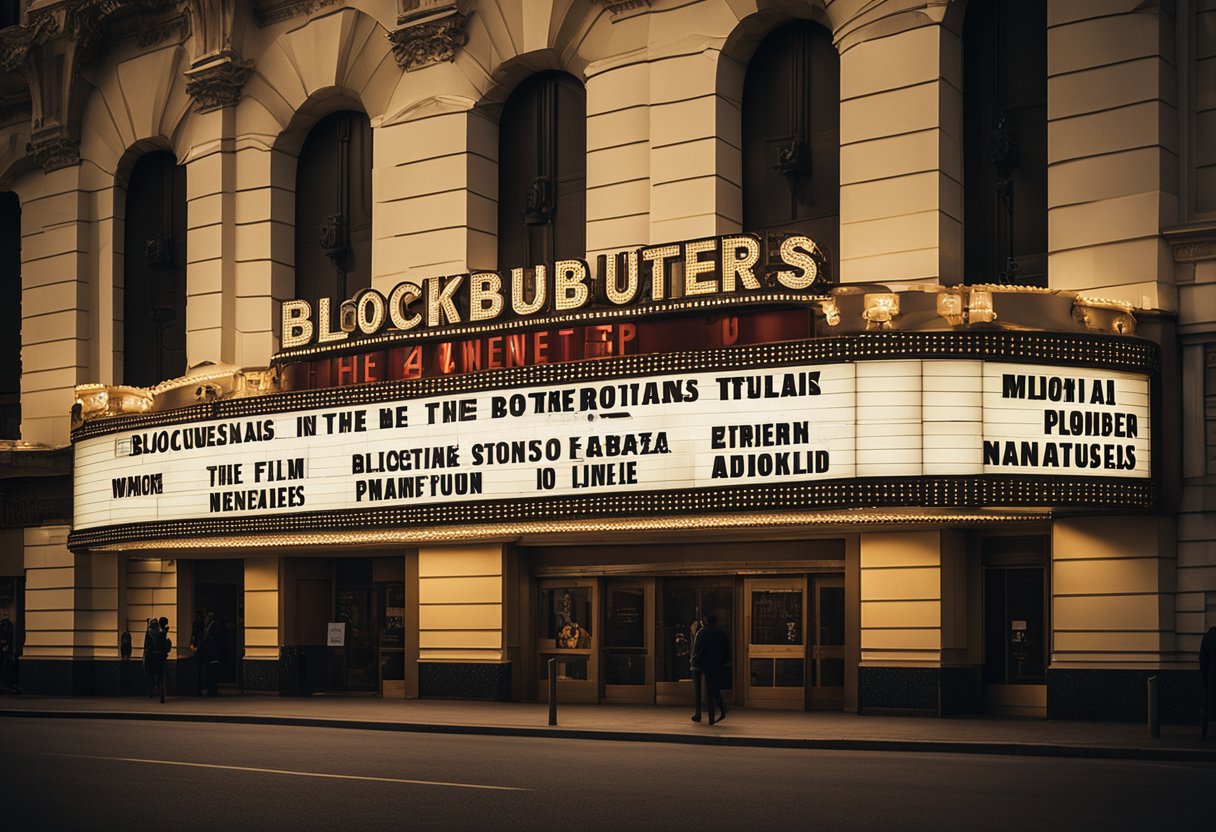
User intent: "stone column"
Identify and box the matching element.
[243,557,281,691]
[647,48,739,243]
[416,543,510,700]
[21,527,123,694]
[1046,0,1178,309]
[838,22,963,284]
[1050,515,1180,720]
[373,106,497,283]
[586,60,651,259]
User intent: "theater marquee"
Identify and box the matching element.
[72,338,1153,544]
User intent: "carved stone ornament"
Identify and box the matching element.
[595,0,650,18]
[250,0,340,27]
[184,51,255,113]
[27,130,79,172]
[388,2,469,71]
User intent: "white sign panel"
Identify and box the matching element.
[73,359,1151,531]
[326,622,346,647]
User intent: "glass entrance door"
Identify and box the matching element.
[744,577,806,709]
[984,566,1046,685]
[602,579,653,704]
[656,578,735,706]
[537,579,597,703]
[809,575,845,710]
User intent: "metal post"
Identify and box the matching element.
[1147,675,1159,738]
[547,657,558,726]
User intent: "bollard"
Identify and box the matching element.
[1147,675,1159,738]
[548,657,558,726]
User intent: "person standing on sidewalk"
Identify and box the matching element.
[188,608,206,696]
[202,610,224,697]
[142,617,171,704]
[1201,625,1216,740]
[689,618,704,723]
[694,613,730,725]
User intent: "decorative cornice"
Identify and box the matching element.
[1163,222,1216,263]
[27,129,79,171]
[388,1,469,71]
[137,9,190,48]
[595,0,650,19]
[250,0,340,27]
[184,51,254,112]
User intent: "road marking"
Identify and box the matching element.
[28,751,526,791]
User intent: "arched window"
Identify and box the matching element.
[123,151,187,387]
[497,72,586,269]
[0,192,19,438]
[963,0,1047,285]
[742,21,839,277]
[294,110,373,308]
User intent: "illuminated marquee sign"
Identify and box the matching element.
[73,358,1150,533]
[280,233,828,349]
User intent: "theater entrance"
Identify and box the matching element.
[285,555,405,695]
[656,577,735,706]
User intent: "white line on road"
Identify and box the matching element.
[28,751,527,791]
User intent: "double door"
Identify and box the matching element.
[535,574,846,709]
[742,576,844,709]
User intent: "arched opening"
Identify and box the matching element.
[741,21,839,277]
[497,72,586,269]
[294,110,373,307]
[963,0,1047,286]
[123,151,187,387]
[0,191,19,438]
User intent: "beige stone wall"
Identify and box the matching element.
[23,526,120,660]
[1051,516,1176,667]
[244,557,280,661]
[859,531,943,665]
[1046,0,1178,310]
[417,544,506,664]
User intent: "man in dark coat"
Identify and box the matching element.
[202,610,223,697]
[1201,625,1216,740]
[692,613,730,724]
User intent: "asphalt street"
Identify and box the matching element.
[1,717,1211,831]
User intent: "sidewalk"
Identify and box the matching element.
[3,694,1214,761]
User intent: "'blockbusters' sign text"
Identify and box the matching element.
[73,360,1151,530]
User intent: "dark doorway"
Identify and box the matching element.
[194,559,244,688]
[659,577,735,692]
[123,151,187,387]
[294,110,373,309]
[963,0,1048,286]
[742,21,840,279]
[497,72,586,270]
[984,566,1046,685]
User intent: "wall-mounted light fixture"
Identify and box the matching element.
[862,293,899,329]
[968,290,996,323]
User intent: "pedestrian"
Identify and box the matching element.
[0,612,13,688]
[202,610,223,697]
[693,613,730,725]
[143,617,171,704]
[1201,625,1216,740]
[188,608,205,695]
[689,618,704,723]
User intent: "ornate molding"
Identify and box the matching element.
[388,1,469,71]
[1163,222,1216,264]
[27,128,79,171]
[184,50,254,113]
[250,0,340,27]
[595,0,650,19]
[138,9,191,48]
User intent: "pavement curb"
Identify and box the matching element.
[3,708,1214,762]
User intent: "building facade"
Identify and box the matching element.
[0,0,1213,720]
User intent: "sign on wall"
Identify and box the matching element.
[73,359,1152,532]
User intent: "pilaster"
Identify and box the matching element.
[838,22,962,284]
[1046,0,1179,309]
